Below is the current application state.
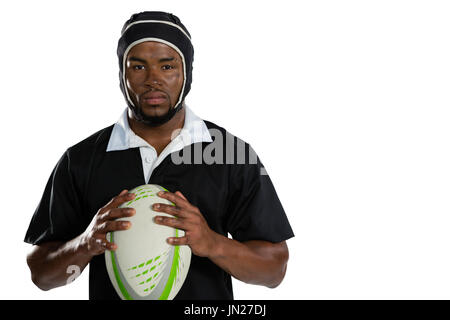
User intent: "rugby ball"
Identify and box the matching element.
[105,184,191,300]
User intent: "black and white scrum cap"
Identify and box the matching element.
[117,11,194,124]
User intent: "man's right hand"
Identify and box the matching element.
[81,189,136,256]
[27,189,137,291]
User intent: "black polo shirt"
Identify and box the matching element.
[24,118,294,300]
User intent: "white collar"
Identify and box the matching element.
[106,105,213,152]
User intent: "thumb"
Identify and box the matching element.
[176,191,187,201]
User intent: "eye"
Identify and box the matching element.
[133,65,145,70]
[162,65,174,70]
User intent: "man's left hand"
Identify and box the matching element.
[152,191,220,257]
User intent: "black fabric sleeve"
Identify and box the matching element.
[225,145,294,243]
[24,150,86,245]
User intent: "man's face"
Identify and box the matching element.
[125,41,184,119]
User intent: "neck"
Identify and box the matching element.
[128,105,186,144]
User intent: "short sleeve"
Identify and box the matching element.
[226,146,294,243]
[24,150,86,245]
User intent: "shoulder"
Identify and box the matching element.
[202,119,252,149]
[201,119,262,169]
[64,124,115,166]
[67,124,114,153]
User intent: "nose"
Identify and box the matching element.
[144,66,161,86]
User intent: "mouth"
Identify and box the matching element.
[142,92,167,106]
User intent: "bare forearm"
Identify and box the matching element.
[26,190,137,291]
[151,191,290,288]
[208,234,289,288]
[27,234,93,291]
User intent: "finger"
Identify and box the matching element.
[100,207,136,221]
[104,191,136,211]
[92,234,117,252]
[175,191,188,201]
[97,238,117,251]
[152,203,185,218]
[103,233,118,251]
[167,236,188,246]
[157,191,189,209]
[97,220,132,234]
[153,215,185,229]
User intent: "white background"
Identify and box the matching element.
[1,0,449,300]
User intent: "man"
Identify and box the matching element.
[24,11,294,300]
